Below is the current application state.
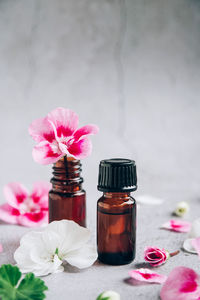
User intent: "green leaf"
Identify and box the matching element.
[96,292,110,300]
[0,264,48,300]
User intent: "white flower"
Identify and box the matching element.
[97,291,120,300]
[14,220,97,276]
[183,218,200,254]
[174,201,189,217]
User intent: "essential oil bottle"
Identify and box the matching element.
[49,156,86,227]
[97,158,137,265]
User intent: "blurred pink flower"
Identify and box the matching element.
[29,107,99,165]
[160,267,200,300]
[0,244,3,253]
[129,268,167,284]
[161,219,191,233]
[144,247,169,267]
[0,182,51,227]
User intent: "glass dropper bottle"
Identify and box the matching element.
[97,158,137,265]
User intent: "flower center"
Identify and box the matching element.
[19,197,40,214]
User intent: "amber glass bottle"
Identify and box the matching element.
[49,156,86,227]
[97,158,137,265]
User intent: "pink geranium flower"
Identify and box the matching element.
[29,107,99,165]
[0,182,51,227]
[144,247,169,267]
[129,268,167,284]
[161,219,191,233]
[160,267,200,300]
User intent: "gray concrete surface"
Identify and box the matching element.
[0,197,199,300]
[0,0,200,298]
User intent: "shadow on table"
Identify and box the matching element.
[124,277,151,286]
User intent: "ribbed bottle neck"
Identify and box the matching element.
[51,156,83,193]
[103,192,131,200]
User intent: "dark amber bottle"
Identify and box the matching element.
[49,156,86,227]
[97,158,137,265]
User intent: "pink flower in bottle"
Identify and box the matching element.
[29,107,99,165]
[0,182,51,227]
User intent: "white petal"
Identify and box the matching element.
[46,220,91,254]
[14,246,37,270]
[137,195,164,205]
[98,291,120,300]
[41,230,62,255]
[64,244,97,269]
[183,238,197,254]
[189,218,200,238]
[19,231,43,247]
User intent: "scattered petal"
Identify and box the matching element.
[137,195,164,205]
[189,218,200,238]
[183,239,197,254]
[191,237,200,258]
[174,201,189,217]
[129,268,167,284]
[160,266,200,300]
[161,219,191,233]
[14,220,97,276]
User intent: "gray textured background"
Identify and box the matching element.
[0,0,200,299]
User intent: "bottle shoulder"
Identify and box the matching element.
[97,194,136,213]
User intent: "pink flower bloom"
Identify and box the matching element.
[0,182,51,227]
[160,267,200,300]
[0,244,3,253]
[29,107,99,165]
[129,268,167,284]
[191,237,200,258]
[162,219,191,233]
[144,246,169,267]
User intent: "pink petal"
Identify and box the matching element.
[162,219,191,233]
[191,237,200,258]
[29,117,56,143]
[160,267,200,300]
[3,182,28,209]
[32,141,63,165]
[0,203,20,224]
[129,268,167,284]
[0,244,3,253]
[48,107,79,138]
[68,137,92,159]
[18,211,48,227]
[31,181,51,208]
[73,124,99,141]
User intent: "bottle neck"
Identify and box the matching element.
[51,156,83,193]
[103,192,131,199]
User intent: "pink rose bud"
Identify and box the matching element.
[144,247,169,267]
